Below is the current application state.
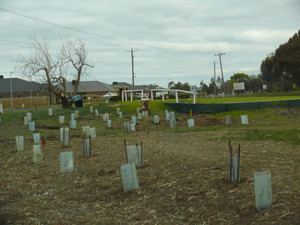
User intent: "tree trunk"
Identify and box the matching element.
[61,96,72,108]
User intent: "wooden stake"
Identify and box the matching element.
[229,141,233,183]
[124,138,128,163]
[82,133,85,155]
[63,126,65,147]
[237,144,241,183]
[89,135,91,156]
[141,141,143,166]
[136,142,140,166]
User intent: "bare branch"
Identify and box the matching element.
[18,39,93,108]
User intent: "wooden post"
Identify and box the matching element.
[237,144,241,183]
[63,126,65,147]
[82,134,85,155]
[141,141,143,165]
[229,141,233,183]
[136,143,140,167]
[89,135,92,156]
[124,138,128,163]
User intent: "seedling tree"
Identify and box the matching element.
[124,138,144,167]
[19,39,93,108]
[228,141,241,184]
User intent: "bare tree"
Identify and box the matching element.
[19,39,93,108]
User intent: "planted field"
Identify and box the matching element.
[0,103,299,224]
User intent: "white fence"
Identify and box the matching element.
[122,89,196,103]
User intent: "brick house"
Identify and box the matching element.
[0,75,46,99]
[57,80,118,102]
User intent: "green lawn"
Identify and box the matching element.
[161,95,300,104]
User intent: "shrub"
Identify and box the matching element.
[179,93,191,99]
[110,96,122,102]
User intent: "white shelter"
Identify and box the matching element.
[122,89,196,103]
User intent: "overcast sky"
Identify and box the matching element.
[0,0,299,88]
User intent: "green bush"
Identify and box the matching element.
[168,93,192,99]
[179,93,191,99]
[110,96,122,102]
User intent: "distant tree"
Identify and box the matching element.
[168,80,174,89]
[207,77,220,95]
[202,83,209,94]
[19,39,93,108]
[248,75,265,93]
[229,73,250,92]
[261,30,300,91]
[200,80,205,89]
[230,73,250,82]
[170,81,190,91]
[261,55,276,83]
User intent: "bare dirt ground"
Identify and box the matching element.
[0,109,299,224]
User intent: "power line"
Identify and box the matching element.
[0,38,30,45]
[0,7,238,82]
[0,7,223,57]
[0,18,62,36]
[0,38,33,48]
[0,7,135,46]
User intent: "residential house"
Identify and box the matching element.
[0,75,45,98]
[135,84,166,99]
[111,81,133,96]
[0,75,49,107]
[57,80,118,102]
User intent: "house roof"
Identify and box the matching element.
[111,82,164,90]
[0,78,44,93]
[111,82,133,88]
[135,84,165,90]
[58,81,117,93]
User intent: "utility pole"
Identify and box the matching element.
[126,48,138,91]
[10,71,13,109]
[214,52,225,94]
[213,61,216,96]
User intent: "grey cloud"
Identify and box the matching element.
[0,0,299,86]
